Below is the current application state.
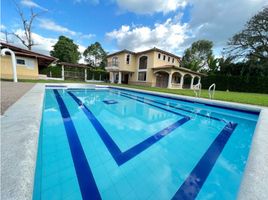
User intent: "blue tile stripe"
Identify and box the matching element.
[67,91,122,162]
[172,122,238,200]
[45,85,66,88]
[118,117,190,165]
[103,100,118,104]
[111,90,226,123]
[111,87,260,115]
[67,91,190,166]
[53,90,101,200]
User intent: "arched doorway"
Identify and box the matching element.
[155,71,169,88]
[172,72,182,88]
[193,76,199,85]
[183,74,192,89]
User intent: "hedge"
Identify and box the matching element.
[87,70,109,81]
[201,75,268,93]
[39,65,62,78]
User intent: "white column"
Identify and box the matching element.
[118,71,122,84]
[180,75,184,89]
[168,73,172,88]
[190,76,194,89]
[61,65,65,80]
[84,68,87,81]
[110,72,114,83]
[198,76,201,84]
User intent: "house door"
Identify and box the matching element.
[122,74,129,84]
[155,72,169,88]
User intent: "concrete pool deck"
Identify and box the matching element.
[0,81,36,114]
[1,83,267,199]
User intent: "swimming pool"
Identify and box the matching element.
[33,87,259,200]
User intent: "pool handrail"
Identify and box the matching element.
[193,83,202,97]
[208,83,216,99]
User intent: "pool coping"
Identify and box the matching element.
[1,83,267,199]
[1,83,45,200]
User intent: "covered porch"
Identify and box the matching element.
[109,70,135,84]
[152,65,204,89]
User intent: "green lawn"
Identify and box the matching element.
[111,84,268,107]
[2,79,268,107]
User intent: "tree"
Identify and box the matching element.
[50,36,81,63]
[181,40,213,71]
[11,1,45,50]
[207,56,220,74]
[226,7,268,62]
[83,42,107,68]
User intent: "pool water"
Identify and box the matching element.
[33,88,259,200]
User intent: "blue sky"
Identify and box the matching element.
[1,0,267,60]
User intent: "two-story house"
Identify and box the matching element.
[105,47,204,89]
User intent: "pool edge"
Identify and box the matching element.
[1,83,45,200]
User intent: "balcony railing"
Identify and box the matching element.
[105,61,120,71]
[107,61,119,67]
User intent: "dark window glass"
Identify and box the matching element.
[163,55,166,60]
[168,57,170,62]
[172,58,175,63]
[17,59,25,65]
[126,54,130,64]
[158,53,161,59]
[138,72,146,81]
[139,56,147,69]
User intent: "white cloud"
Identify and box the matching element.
[73,0,99,5]
[38,18,95,42]
[20,0,48,11]
[78,45,87,63]
[1,29,87,61]
[11,29,57,54]
[106,18,188,53]
[79,33,95,40]
[108,0,267,56]
[116,0,187,14]
[39,19,77,36]
[1,25,6,30]
[187,0,267,47]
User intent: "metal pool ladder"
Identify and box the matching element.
[193,83,202,97]
[208,83,216,99]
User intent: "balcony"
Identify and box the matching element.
[105,61,119,71]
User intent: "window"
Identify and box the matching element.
[138,72,146,81]
[112,57,118,66]
[126,54,130,64]
[158,53,161,59]
[17,59,25,65]
[163,55,166,60]
[168,57,170,62]
[139,56,148,69]
[172,58,175,63]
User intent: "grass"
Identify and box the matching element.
[112,84,268,107]
[2,78,268,107]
